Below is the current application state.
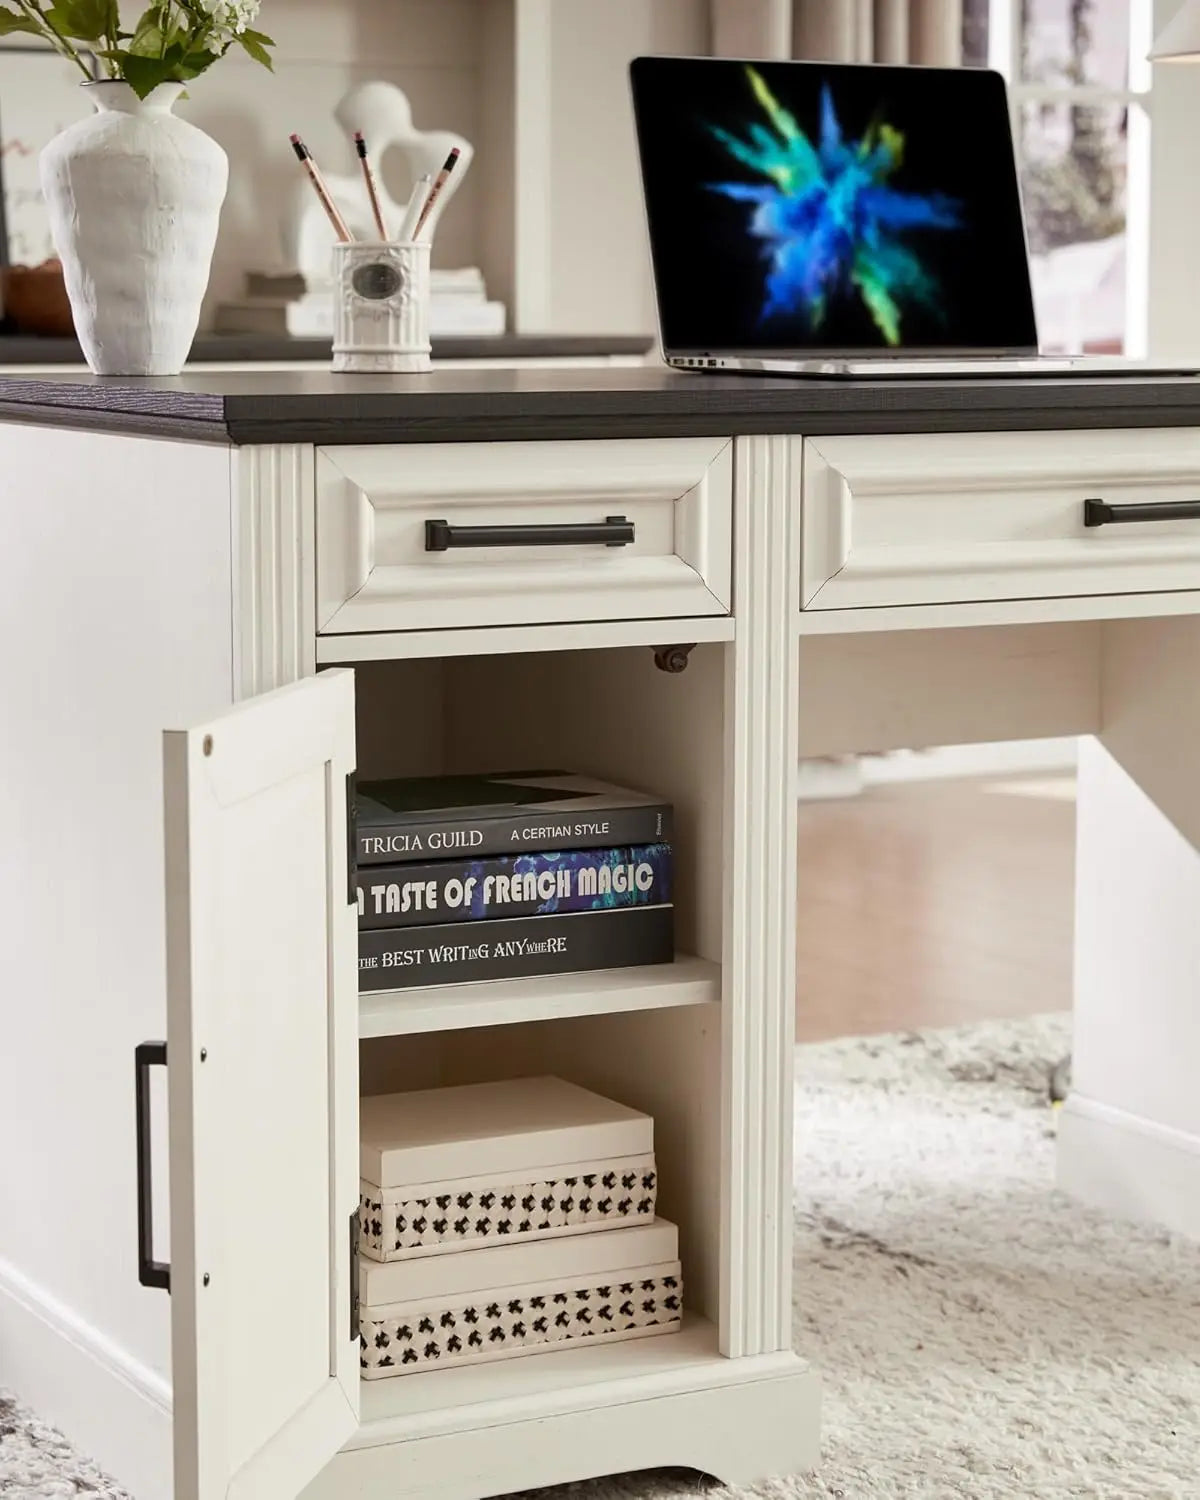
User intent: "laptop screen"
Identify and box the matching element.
[629,56,1039,356]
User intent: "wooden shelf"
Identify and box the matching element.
[358,954,720,1038]
[354,1314,775,1443]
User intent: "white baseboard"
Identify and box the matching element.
[0,1253,173,1500]
[1057,1093,1200,1241]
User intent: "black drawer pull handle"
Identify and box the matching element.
[425,516,635,552]
[1084,498,1200,527]
[135,1041,170,1291]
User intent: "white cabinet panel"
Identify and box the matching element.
[163,670,359,1500]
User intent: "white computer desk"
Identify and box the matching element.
[0,365,1196,1500]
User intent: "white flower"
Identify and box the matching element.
[200,0,261,48]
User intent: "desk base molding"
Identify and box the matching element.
[302,1354,820,1500]
[1057,1094,1200,1242]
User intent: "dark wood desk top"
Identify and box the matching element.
[2,364,1199,445]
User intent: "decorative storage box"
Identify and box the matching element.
[360,1217,682,1378]
[359,1076,657,1263]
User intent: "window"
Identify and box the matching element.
[963,0,1153,355]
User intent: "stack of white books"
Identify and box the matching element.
[214,266,506,340]
[427,266,506,336]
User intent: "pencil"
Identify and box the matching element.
[397,174,434,241]
[353,130,390,240]
[412,147,461,240]
[290,133,353,243]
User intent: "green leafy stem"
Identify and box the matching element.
[0,0,274,96]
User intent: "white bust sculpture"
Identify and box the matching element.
[282,81,473,285]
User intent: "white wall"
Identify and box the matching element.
[177,0,484,324]
[508,0,708,336]
[0,4,484,326]
[4,0,707,337]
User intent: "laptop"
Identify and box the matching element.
[628,55,1194,378]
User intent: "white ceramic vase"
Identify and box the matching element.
[39,80,228,376]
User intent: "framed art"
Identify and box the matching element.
[0,43,97,267]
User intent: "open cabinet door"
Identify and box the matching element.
[163,669,359,1500]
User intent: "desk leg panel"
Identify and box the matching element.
[722,436,802,1358]
[1066,616,1200,1239]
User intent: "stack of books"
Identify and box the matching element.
[423,266,506,336]
[354,770,675,991]
[213,266,506,339]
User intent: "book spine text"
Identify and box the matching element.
[356,804,672,865]
[357,905,674,990]
[357,843,672,928]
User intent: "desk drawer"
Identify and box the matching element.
[802,429,1200,610]
[316,439,731,634]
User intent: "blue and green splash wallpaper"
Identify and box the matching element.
[630,58,1038,355]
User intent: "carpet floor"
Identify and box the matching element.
[4,1012,1199,1498]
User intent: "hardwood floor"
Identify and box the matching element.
[796,774,1076,1042]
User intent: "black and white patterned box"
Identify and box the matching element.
[359,1219,682,1378]
[360,1077,659,1263]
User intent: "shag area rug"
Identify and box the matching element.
[4,1012,1198,1498]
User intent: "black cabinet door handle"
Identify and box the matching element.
[135,1041,170,1291]
[1084,498,1200,527]
[425,515,635,551]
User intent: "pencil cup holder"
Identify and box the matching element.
[332,240,431,373]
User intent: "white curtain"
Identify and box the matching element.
[710,0,963,66]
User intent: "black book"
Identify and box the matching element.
[355,770,672,866]
[357,843,672,929]
[357,904,674,991]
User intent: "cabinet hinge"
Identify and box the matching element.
[346,770,358,908]
[350,1209,361,1344]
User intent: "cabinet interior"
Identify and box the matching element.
[344,642,727,965]
[343,641,728,1376]
[360,1002,721,1336]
